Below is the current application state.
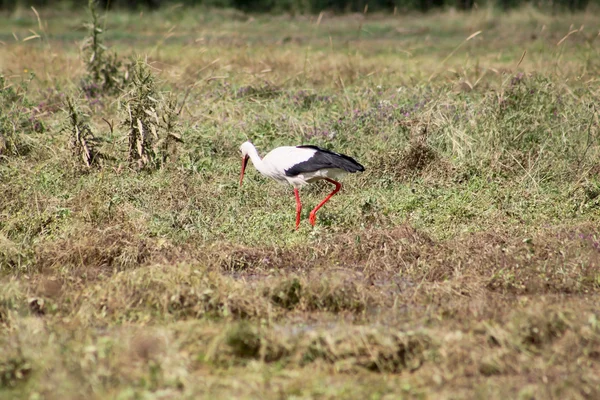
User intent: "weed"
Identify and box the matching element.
[64,95,102,168]
[378,124,441,180]
[80,0,128,97]
[122,60,182,169]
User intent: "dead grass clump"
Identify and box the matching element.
[402,139,438,173]
[214,226,433,278]
[207,322,290,364]
[477,352,515,377]
[481,304,584,354]
[79,263,378,324]
[79,266,271,322]
[509,308,571,350]
[213,243,310,276]
[216,245,278,273]
[268,278,302,310]
[300,277,370,313]
[262,272,378,315]
[266,275,374,313]
[393,225,600,294]
[437,304,599,382]
[263,271,385,314]
[35,226,152,277]
[377,126,442,180]
[297,327,432,373]
[209,323,432,373]
[483,227,600,295]
[471,304,600,385]
[224,322,262,359]
[218,224,599,302]
[415,280,487,319]
[321,225,434,272]
[235,81,281,99]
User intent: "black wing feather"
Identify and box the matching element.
[285,145,365,177]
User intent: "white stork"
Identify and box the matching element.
[239,141,365,229]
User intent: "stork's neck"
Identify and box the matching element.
[245,144,269,176]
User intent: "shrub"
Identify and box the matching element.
[80,0,129,97]
[122,60,183,169]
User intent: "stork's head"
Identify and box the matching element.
[239,141,253,186]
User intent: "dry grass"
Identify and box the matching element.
[1,5,600,399]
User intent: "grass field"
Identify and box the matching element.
[1,4,600,399]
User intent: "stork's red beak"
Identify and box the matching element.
[240,155,249,186]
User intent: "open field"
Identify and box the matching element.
[1,4,600,399]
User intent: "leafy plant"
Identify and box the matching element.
[80,0,129,97]
[122,60,183,169]
[64,95,102,168]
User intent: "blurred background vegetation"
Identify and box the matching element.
[0,0,594,13]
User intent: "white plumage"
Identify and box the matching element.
[239,141,364,229]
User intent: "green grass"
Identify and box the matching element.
[1,4,600,399]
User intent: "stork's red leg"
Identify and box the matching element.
[294,188,302,230]
[309,178,342,226]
